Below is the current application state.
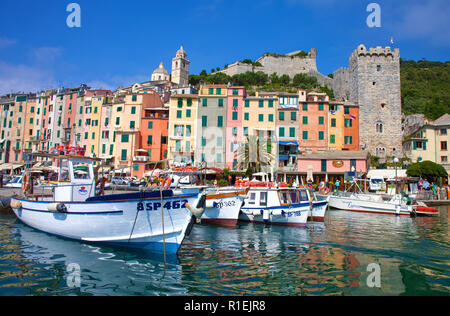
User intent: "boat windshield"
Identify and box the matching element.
[11,176,21,184]
[73,161,91,180]
[299,189,309,202]
[280,190,300,204]
[58,159,70,182]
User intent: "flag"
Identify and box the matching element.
[390,37,394,45]
[349,114,356,120]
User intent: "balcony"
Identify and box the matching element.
[133,156,151,162]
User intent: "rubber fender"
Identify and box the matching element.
[10,200,22,209]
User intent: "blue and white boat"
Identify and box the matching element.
[239,187,310,227]
[10,154,206,254]
[298,188,330,222]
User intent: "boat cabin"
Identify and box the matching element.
[246,188,311,208]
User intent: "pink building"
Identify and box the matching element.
[277,150,369,185]
[225,86,246,170]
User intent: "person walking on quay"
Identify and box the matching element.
[334,179,340,194]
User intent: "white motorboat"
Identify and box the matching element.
[160,169,247,227]
[328,192,438,217]
[239,184,310,227]
[10,153,206,254]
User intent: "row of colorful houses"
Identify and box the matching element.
[0,84,365,180]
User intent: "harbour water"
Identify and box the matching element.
[0,206,448,296]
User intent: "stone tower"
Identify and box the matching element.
[172,46,190,86]
[348,44,402,158]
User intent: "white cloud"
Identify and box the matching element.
[0,61,58,95]
[0,36,17,48]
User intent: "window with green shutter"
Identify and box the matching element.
[318,131,324,140]
[319,116,324,125]
[218,116,223,127]
[208,88,214,95]
[202,98,208,107]
[258,114,264,122]
[218,99,224,107]
[279,112,285,121]
[302,116,308,125]
[244,113,249,121]
[130,121,135,129]
[217,137,223,147]
[216,88,221,95]
[177,110,182,118]
[269,114,274,122]
[244,100,250,108]
[259,100,264,108]
[290,128,296,137]
[147,135,153,145]
[321,160,327,172]
[318,103,324,111]
[302,103,308,111]
[330,135,335,144]
[331,118,336,127]
[131,106,136,114]
[291,112,297,121]
[148,121,153,129]
[279,127,285,137]
[344,106,350,114]
[121,149,127,161]
[132,95,137,102]
[302,131,308,140]
[202,116,207,127]
[233,99,238,107]
[187,98,192,107]
[185,109,191,117]
[268,100,274,108]
[232,89,238,96]
[121,134,129,143]
[177,98,183,107]
[232,111,238,121]
[244,127,248,136]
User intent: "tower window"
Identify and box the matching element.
[372,82,376,86]
[377,65,381,71]
[376,123,383,133]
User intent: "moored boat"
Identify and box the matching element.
[10,153,206,254]
[328,192,438,217]
[239,185,310,227]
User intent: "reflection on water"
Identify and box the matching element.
[0,206,448,296]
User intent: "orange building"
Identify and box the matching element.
[342,103,359,151]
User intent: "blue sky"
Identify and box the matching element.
[0,0,449,94]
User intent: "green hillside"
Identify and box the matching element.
[401,59,450,120]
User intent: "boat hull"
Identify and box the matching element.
[10,192,201,254]
[329,195,412,216]
[309,200,328,222]
[239,203,310,227]
[201,191,246,227]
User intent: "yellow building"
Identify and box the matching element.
[86,95,105,157]
[328,102,345,150]
[241,91,278,170]
[403,114,450,180]
[168,94,199,165]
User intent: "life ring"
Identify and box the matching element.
[22,173,31,195]
[161,177,172,190]
[319,187,330,195]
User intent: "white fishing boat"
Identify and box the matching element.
[9,153,206,254]
[238,182,310,227]
[160,168,247,227]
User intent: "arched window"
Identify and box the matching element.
[376,123,383,133]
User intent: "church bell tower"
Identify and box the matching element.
[172,46,190,86]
